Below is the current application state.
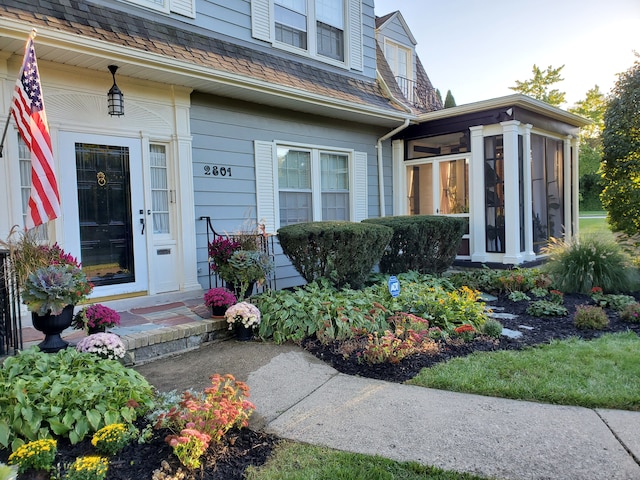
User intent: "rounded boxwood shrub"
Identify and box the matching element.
[277,221,393,289]
[363,215,465,275]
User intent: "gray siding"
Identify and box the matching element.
[191,93,392,290]
[97,0,378,80]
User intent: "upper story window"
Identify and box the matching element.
[384,39,412,80]
[273,0,345,62]
[118,0,195,18]
[275,0,308,49]
[252,0,361,70]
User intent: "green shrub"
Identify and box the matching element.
[481,318,503,338]
[620,303,640,323]
[363,215,465,275]
[526,300,568,317]
[541,236,639,293]
[277,221,393,289]
[508,291,530,302]
[573,305,610,330]
[0,348,155,450]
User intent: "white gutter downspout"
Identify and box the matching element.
[375,71,414,217]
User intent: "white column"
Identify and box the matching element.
[391,139,407,216]
[469,125,486,263]
[172,86,201,292]
[501,120,523,265]
[522,124,536,260]
[562,136,573,239]
[571,137,580,237]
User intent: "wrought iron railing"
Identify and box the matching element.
[199,217,277,294]
[395,76,438,110]
[1,249,23,356]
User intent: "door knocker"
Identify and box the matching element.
[97,171,107,187]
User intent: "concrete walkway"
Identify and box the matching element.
[137,341,640,480]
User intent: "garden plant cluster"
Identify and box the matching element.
[1,228,639,478]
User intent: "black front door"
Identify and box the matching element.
[76,143,134,286]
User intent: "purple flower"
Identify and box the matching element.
[76,333,126,360]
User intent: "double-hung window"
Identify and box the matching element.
[255,141,367,233]
[277,147,350,226]
[252,0,360,69]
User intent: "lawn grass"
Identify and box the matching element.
[579,215,614,239]
[246,442,491,480]
[408,332,640,410]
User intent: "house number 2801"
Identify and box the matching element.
[203,165,232,177]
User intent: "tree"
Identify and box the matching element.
[435,89,443,105]
[569,85,608,210]
[444,90,456,108]
[600,57,640,235]
[510,64,566,106]
[569,85,607,139]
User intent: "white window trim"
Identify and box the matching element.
[255,140,368,233]
[251,0,363,71]
[118,0,195,18]
[383,38,414,83]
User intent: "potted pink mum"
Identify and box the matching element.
[72,304,121,334]
[204,287,237,316]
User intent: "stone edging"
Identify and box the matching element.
[120,318,232,366]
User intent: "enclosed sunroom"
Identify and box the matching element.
[391,94,590,266]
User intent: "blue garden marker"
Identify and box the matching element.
[388,275,400,297]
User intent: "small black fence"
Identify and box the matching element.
[1,249,23,356]
[199,217,277,294]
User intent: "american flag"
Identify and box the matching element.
[10,35,61,229]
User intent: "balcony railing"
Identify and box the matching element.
[395,76,437,110]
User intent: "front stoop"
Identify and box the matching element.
[119,317,232,366]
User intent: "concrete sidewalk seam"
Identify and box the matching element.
[595,409,640,468]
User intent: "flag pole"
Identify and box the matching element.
[0,28,37,158]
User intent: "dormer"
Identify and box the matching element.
[376,11,442,112]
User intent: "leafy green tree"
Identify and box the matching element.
[444,90,456,108]
[569,85,607,211]
[569,85,607,139]
[510,64,566,106]
[601,57,640,235]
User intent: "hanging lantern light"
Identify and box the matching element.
[107,65,124,116]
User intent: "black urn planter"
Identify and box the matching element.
[226,281,256,300]
[31,304,74,353]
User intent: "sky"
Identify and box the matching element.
[373,0,640,108]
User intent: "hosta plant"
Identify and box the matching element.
[0,347,154,450]
[526,300,568,317]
